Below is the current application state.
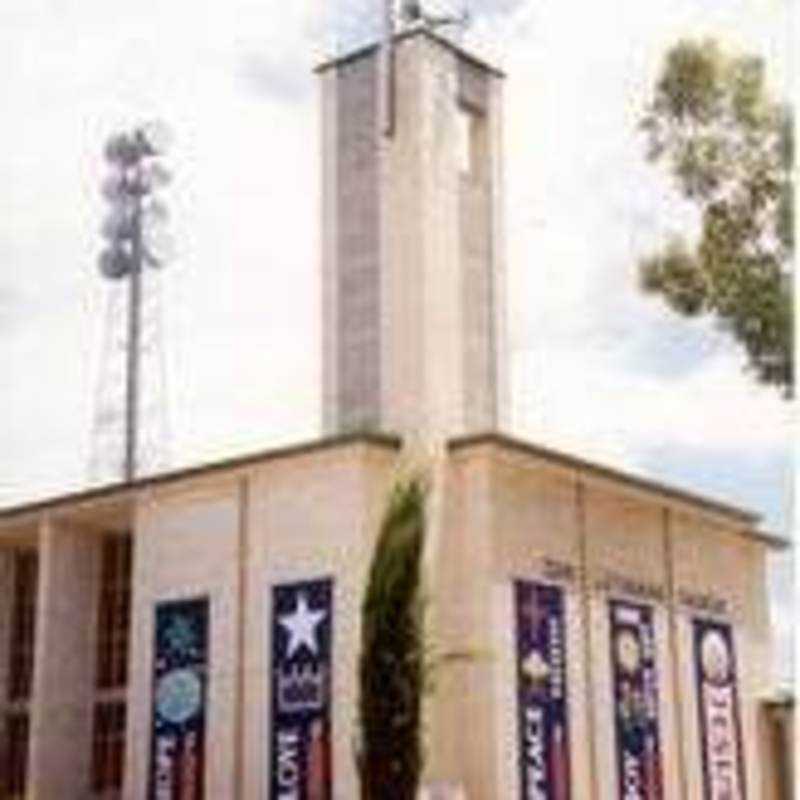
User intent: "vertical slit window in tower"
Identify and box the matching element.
[7,550,38,702]
[91,533,131,796]
[456,105,474,174]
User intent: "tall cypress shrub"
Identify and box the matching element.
[358,477,426,800]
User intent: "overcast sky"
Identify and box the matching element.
[0,0,793,679]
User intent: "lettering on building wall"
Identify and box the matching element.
[609,600,663,800]
[270,578,333,800]
[693,618,747,800]
[147,597,209,800]
[541,558,577,585]
[678,590,729,617]
[514,580,571,800]
[596,572,665,604]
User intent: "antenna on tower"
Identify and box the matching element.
[399,0,470,31]
[91,121,173,484]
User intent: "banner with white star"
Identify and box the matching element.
[148,597,209,800]
[693,618,746,800]
[270,578,333,800]
[609,600,663,800]
[514,580,571,800]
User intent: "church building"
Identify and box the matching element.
[0,26,787,800]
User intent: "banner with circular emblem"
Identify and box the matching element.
[693,618,746,800]
[514,579,571,800]
[148,597,209,800]
[608,600,663,800]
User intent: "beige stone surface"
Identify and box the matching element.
[0,435,776,800]
[322,32,507,442]
[670,513,771,800]
[126,477,242,800]
[426,440,775,800]
[29,519,99,799]
[240,442,397,800]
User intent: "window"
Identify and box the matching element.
[95,535,132,690]
[7,551,38,702]
[2,712,30,798]
[456,102,486,178]
[456,105,474,174]
[2,551,37,798]
[92,533,132,797]
[91,701,126,796]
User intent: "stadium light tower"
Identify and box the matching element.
[99,122,171,482]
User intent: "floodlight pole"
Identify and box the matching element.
[124,176,143,483]
[97,123,170,485]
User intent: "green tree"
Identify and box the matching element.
[639,39,794,395]
[358,476,427,800]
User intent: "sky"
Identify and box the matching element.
[0,0,793,680]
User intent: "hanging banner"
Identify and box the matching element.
[693,618,747,800]
[148,597,209,800]
[270,578,334,800]
[608,600,663,800]
[514,580,571,800]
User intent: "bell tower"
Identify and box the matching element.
[318,26,508,444]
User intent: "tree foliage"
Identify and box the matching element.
[639,39,794,394]
[358,476,427,800]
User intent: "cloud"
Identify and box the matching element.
[238,51,314,102]
[0,286,22,333]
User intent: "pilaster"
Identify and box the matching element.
[28,516,100,798]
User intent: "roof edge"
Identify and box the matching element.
[0,431,402,523]
[448,431,787,547]
[314,26,505,79]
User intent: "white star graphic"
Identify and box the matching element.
[279,593,327,658]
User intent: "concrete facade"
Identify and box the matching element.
[0,432,784,799]
[320,31,508,442]
[428,435,779,799]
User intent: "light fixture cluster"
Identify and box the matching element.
[99,122,172,280]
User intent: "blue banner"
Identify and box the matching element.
[514,580,571,800]
[609,600,663,800]
[693,618,746,800]
[270,578,333,800]
[148,597,209,800]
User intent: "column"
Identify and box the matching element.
[29,517,100,798]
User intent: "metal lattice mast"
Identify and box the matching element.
[89,123,173,484]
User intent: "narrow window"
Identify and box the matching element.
[2,550,38,797]
[91,701,126,796]
[7,551,38,702]
[91,533,132,798]
[456,105,474,174]
[95,535,132,691]
[456,101,486,179]
[2,712,30,797]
